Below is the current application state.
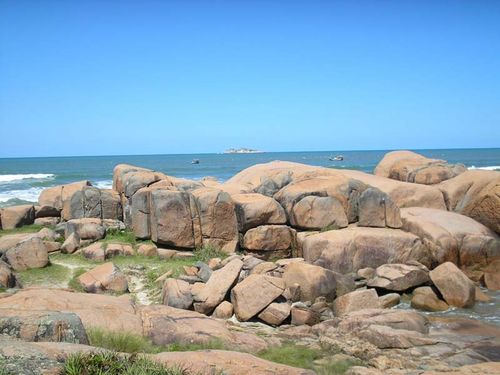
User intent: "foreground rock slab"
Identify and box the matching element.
[152,350,314,375]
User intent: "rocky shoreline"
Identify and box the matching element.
[0,150,498,374]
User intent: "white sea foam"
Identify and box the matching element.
[468,166,500,171]
[0,187,44,203]
[93,180,113,189]
[0,173,55,183]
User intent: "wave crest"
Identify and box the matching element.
[0,174,55,183]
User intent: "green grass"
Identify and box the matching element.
[16,263,71,287]
[87,328,226,354]
[258,342,361,374]
[102,228,137,246]
[0,224,44,237]
[192,244,228,263]
[62,351,187,375]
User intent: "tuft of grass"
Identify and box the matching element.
[16,264,71,287]
[0,224,44,237]
[193,244,228,263]
[67,267,87,292]
[258,342,361,374]
[62,351,187,375]
[102,228,137,246]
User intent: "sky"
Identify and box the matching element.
[1,1,499,157]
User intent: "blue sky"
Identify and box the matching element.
[1,1,499,157]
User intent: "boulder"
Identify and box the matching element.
[78,262,128,293]
[333,289,380,316]
[64,218,106,241]
[430,262,475,308]
[358,188,402,228]
[192,188,239,252]
[105,243,134,257]
[482,259,500,290]
[357,324,437,349]
[35,205,61,219]
[341,169,446,209]
[231,274,285,321]
[4,236,49,271]
[0,205,35,230]
[374,150,466,184]
[274,175,366,226]
[242,225,296,259]
[61,232,80,254]
[100,189,123,220]
[0,260,16,288]
[212,301,233,319]
[162,278,193,309]
[302,226,431,274]
[38,181,91,214]
[192,258,243,314]
[438,170,500,234]
[411,286,449,312]
[282,262,337,301]
[400,207,499,267]
[378,293,400,308]
[140,305,268,353]
[113,164,168,198]
[232,193,286,231]
[80,242,106,261]
[0,311,88,344]
[291,306,321,326]
[258,302,291,326]
[137,243,157,257]
[150,188,202,248]
[152,350,314,375]
[34,217,60,226]
[0,289,143,334]
[367,263,430,291]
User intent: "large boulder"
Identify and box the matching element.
[231,274,285,321]
[341,169,446,209]
[242,225,296,259]
[140,305,268,353]
[192,258,243,314]
[232,193,286,231]
[0,205,35,230]
[367,263,430,292]
[38,181,90,215]
[410,286,449,312]
[258,302,291,326]
[374,150,466,184]
[282,262,337,301]
[274,175,367,226]
[0,260,16,288]
[302,226,431,274]
[162,278,193,309]
[400,207,500,267]
[438,170,500,234]
[62,186,123,221]
[192,188,239,252]
[0,289,143,334]
[429,262,475,308]
[78,262,128,294]
[4,236,49,271]
[150,188,202,248]
[64,218,106,241]
[112,164,168,198]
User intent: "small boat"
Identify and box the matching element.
[191,159,200,164]
[329,155,344,161]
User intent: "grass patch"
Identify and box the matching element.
[67,267,87,292]
[193,244,228,263]
[0,224,44,237]
[63,351,187,375]
[258,342,360,374]
[16,263,71,287]
[88,327,226,354]
[102,228,137,246]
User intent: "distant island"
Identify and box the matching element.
[223,148,264,154]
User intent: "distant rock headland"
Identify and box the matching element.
[223,147,264,154]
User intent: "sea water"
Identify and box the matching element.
[0,148,499,208]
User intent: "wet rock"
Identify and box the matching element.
[430,262,475,308]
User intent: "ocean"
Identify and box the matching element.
[0,148,499,208]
